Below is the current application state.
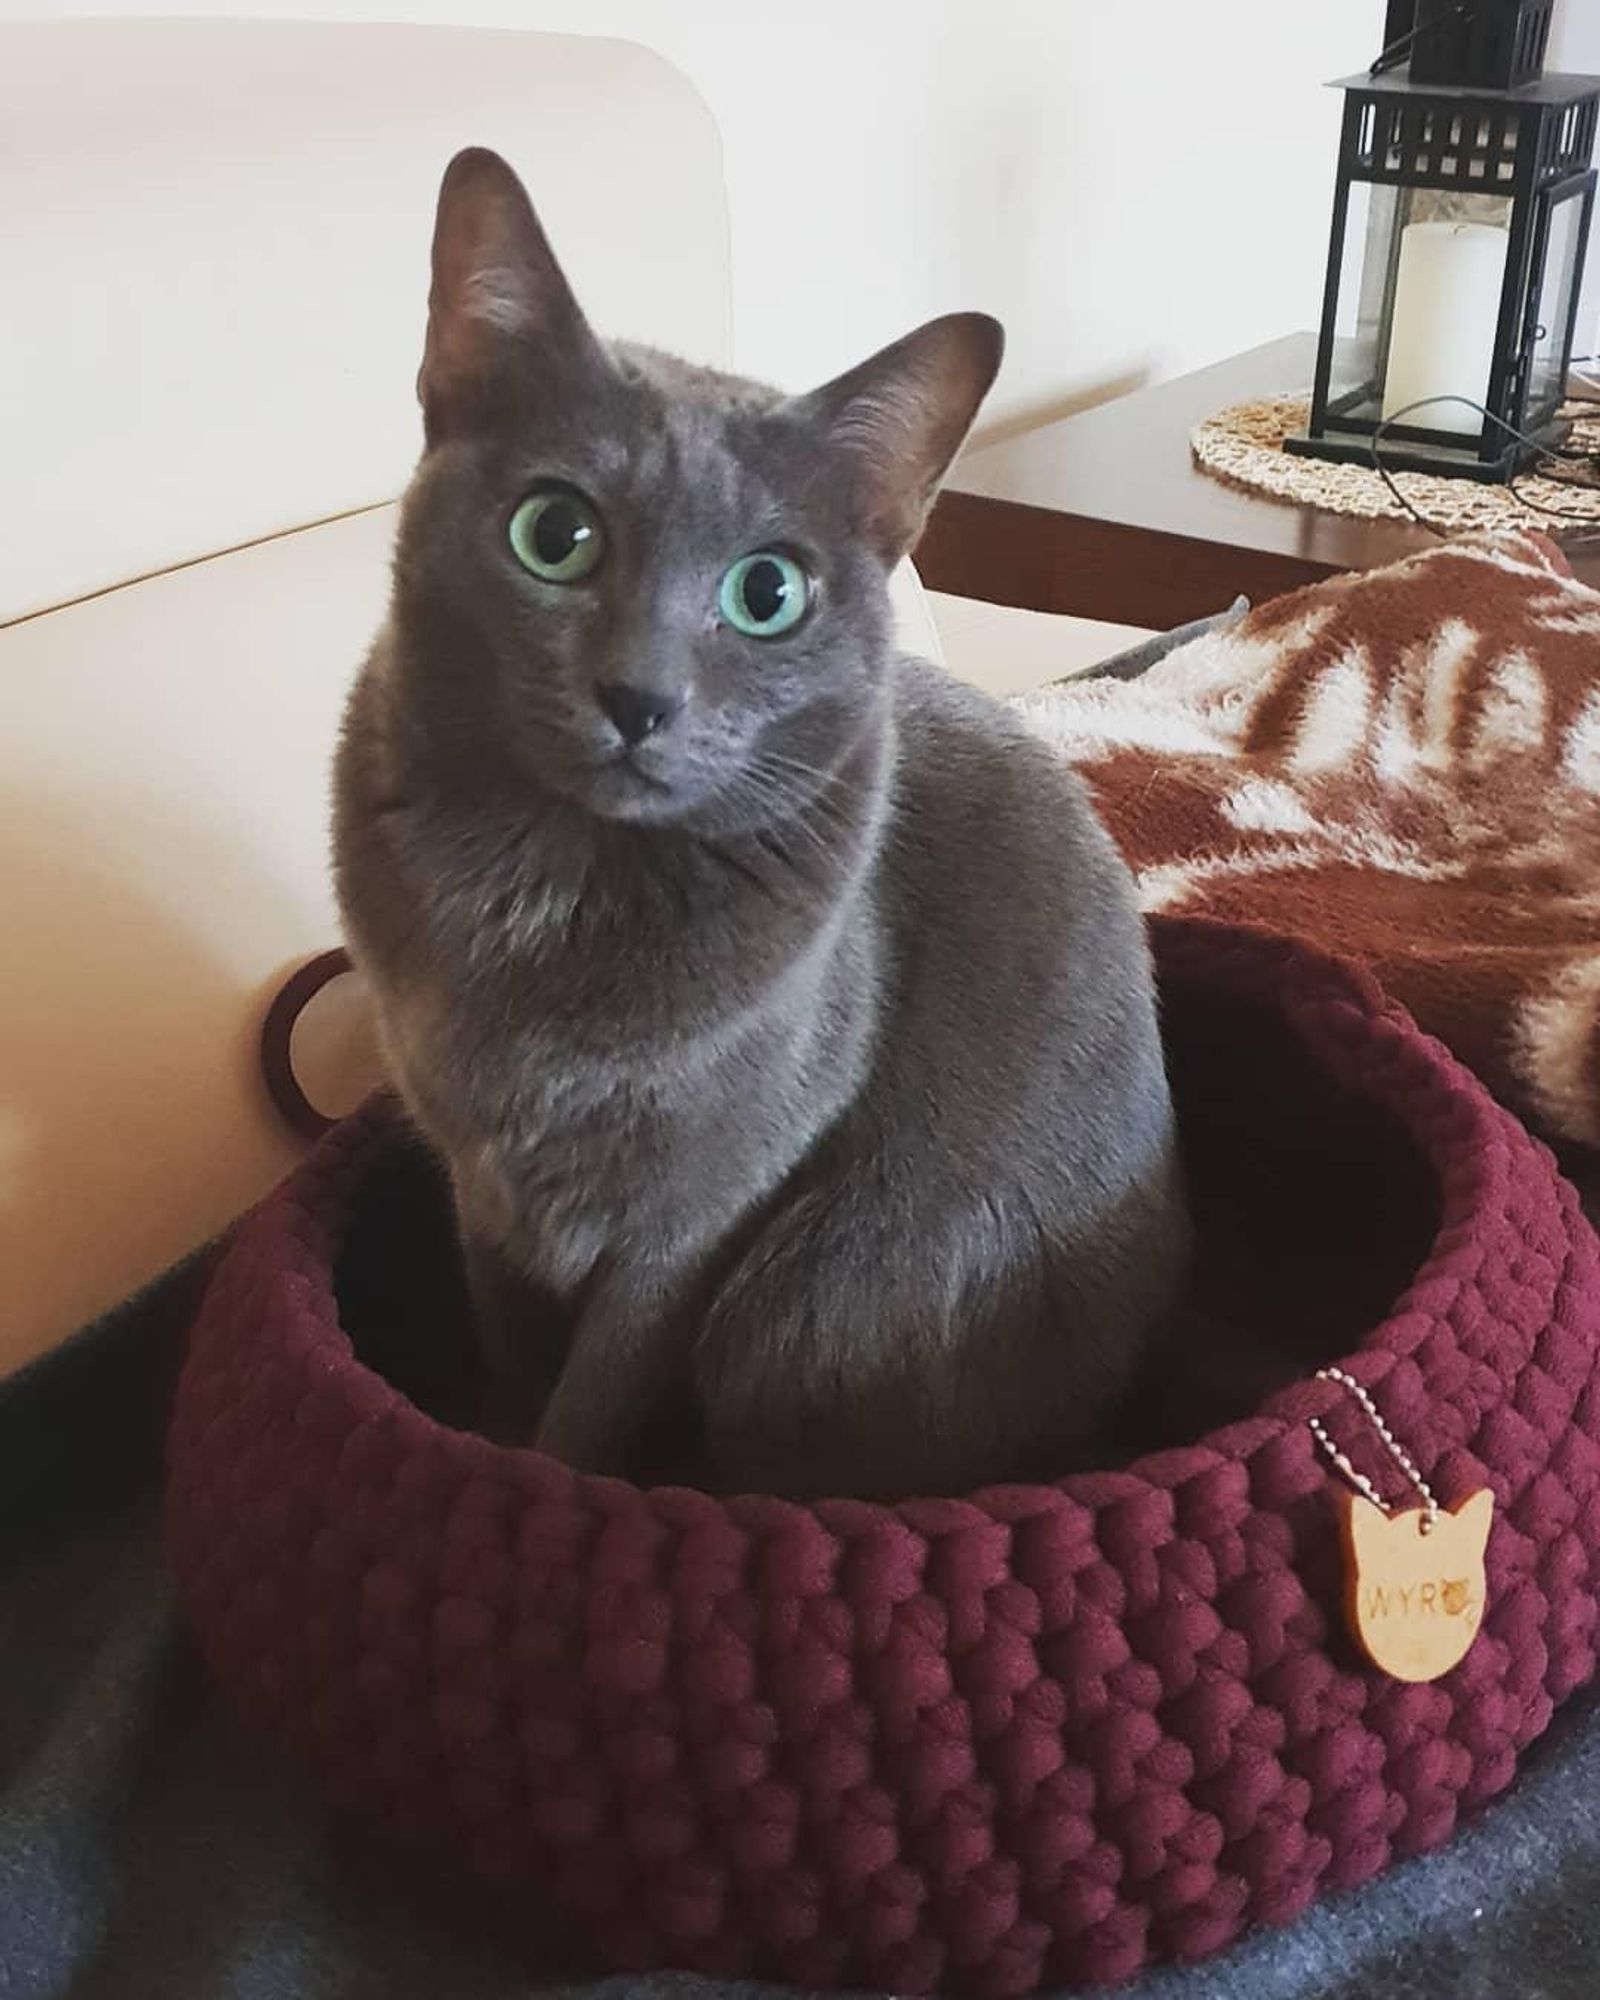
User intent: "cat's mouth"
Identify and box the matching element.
[574,746,683,822]
[603,748,675,794]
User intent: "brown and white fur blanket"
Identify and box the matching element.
[1017,531,1600,1159]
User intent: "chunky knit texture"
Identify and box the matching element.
[166,920,1600,1995]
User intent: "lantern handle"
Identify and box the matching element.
[1369,1,1480,80]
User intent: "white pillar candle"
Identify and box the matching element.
[1381,220,1509,435]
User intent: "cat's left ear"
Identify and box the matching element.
[418,147,608,443]
[795,313,1004,561]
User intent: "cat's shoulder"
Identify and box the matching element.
[890,651,1088,796]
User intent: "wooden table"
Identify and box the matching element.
[915,333,1600,627]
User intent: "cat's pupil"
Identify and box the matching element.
[742,559,789,626]
[535,500,588,566]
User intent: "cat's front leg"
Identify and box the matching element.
[532,1274,692,1477]
[460,1231,572,1436]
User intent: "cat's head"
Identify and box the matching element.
[391,148,1002,831]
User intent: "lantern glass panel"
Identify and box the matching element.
[1325,181,1401,421]
[1525,177,1593,429]
[1331,186,1514,445]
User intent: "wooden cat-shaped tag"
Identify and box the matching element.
[1341,1488,1494,1682]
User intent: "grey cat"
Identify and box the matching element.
[333,148,1189,1500]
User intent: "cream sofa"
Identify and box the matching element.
[2,18,1148,1373]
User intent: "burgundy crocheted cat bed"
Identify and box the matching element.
[167,919,1600,1996]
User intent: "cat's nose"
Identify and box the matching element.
[596,681,684,747]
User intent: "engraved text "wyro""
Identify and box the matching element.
[1362,1579,1474,1620]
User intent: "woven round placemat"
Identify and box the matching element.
[1192,395,1600,533]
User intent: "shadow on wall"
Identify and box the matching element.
[970,367,1152,453]
[912,10,1157,452]
[872,0,1350,434]
[0,788,305,1375]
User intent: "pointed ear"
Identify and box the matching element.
[1451,1488,1495,1555]
[793,313,1004,561]
[418,147,606,443]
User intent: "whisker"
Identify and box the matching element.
[719,770,839,868]
[752,748,839,785]
[753,750,855,818]
[749,753,850,821]
[750,761,857,856]
[695,836,770,896]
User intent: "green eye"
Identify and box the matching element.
[508,486,606,583]
[719,551,810,639]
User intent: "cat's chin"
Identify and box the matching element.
[562,753,696,827]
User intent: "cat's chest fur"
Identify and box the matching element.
[384,949,865,1299]
[339,677,883,1301]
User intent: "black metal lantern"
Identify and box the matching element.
[1287,12,1599,484]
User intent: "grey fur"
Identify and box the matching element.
[332,148,1189,1499]
[1080,596,1251,683]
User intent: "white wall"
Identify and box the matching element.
[557,0,1372,426]
[2,21,731,620]
[18,1,1376,433]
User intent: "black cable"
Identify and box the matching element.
[1379,392,1598,464]
[1369,1,1480,78]
[1367,394,1600,538]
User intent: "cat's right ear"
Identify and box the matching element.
[418,148,607,443]
[793,313,1004,562]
